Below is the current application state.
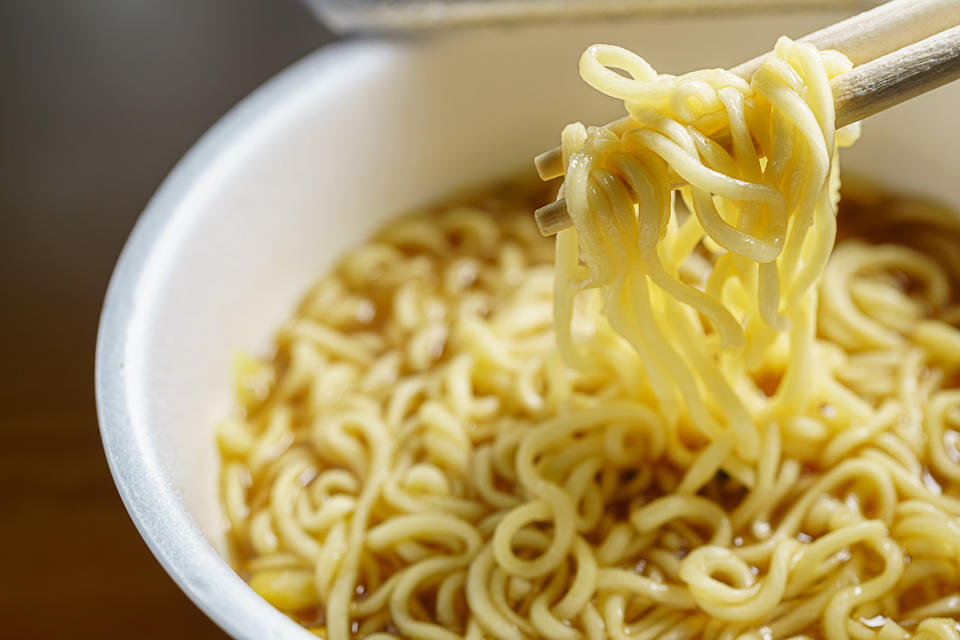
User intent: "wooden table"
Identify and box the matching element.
[0,1,334,636]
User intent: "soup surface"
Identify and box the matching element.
[217,175,960,639]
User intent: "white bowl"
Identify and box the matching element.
[96,12,960,639]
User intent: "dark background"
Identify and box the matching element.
[1,1,335,637]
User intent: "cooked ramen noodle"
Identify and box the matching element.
[217,37,960,639]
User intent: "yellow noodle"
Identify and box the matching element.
[217,36,960,640]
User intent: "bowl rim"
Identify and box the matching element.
[94,39,386,640]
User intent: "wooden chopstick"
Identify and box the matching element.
[729,0,960,81]
[831,24,960,126]
[534,0,960,183]
[534,5,960,236]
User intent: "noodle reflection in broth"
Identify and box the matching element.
[218,37,960,639]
